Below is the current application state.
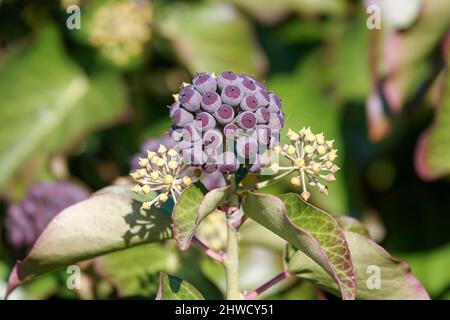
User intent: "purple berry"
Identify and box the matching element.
[182,144,206,166]
[218,152,240,174]
[203,129,224,152]
[202,163,218,174]
[195,112,216,132]
[254,88,270,107]
[168,102,181,117]
[193,72,217,94]
[214,104,235,125]
[200,170,226,190]
[217,71,239,90]
[268,112,283,130]
[236,111,257,130]
[252,124,272,145]
[240,95,259,112]
[201,91,221,113]
[179,86,201,112]
[236,136,259,159]
[254,107,270,123]
[240,75,257,95]
[172,108,195,127]
[221,85,243,106]
[268,93,281,112]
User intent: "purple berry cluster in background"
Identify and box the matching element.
[5,182,90,252]
[169,71,284,174]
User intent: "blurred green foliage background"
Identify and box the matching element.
[0,0,449,299]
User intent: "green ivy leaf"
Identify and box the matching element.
[172,185,229,251]
[242,192,356,300]
[0,24,127,191]
[415,73,450,180]
[5,185,172,298]
[156,272,205,300]
[334,215,370,238]
[157,2,267,78]
[287,231,430,300]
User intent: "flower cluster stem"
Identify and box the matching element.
[244,270,291,299]
[224,216,241,300]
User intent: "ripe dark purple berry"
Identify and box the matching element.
[179,86,201,112]
[214,104,235,125]
[172,108,195,127]
[268,93,281,112]
[217,71,239,90]
[221,85,243,107]
[218,151,240,174]
[201,91,221,113]
[236,136,259,159]
[240,95,259,112]
[254,107,270,123]
[193,72,217,94]
[195,112,216,131]
[236,111,257,130]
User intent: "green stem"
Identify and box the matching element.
[224,214,241,300]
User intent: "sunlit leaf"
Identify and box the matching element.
[156,272,205,300]
[242,192,356,300]
[158,2,267,78]
[287,231,430,300]
[5,185,172,298]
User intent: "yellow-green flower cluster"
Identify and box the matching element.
[271,127,339,202]
[89,0,152,66]
[131,145,193,209]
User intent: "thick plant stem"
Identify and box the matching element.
[224,217,241,300]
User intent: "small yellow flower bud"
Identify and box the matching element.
[167,160,178,170]
[331,164,339,173]
[150,156,159,164]
[306,133,316,142]
[147,151,156,159]
[312,162,321,173]
[328,150,337,161]
[301,191,311,202]
[304,127,312,136]
[139,158,149,167]
[167,149,178,157]
[142,184,151,194]
[163,175,174,184]
[156,158,165,167]
[141,202,151,210]
[173,94,179,102]
[317,145,326,155]
[325,161,333,169]
[150,171,159,180]
[326,174,336,182]
[159,193,169,203]
[157,145,167,154]
[182,176,192,186]
[319,184,328,194]
[316,133,325,145]
[137,169,147,177]
[287,129,300,141]
[286,145,296,155]
[273,145,281,154]
[131,185,141,193]
[294,158,305,168]
[270,163,279,173]
[304,145,314,154]
[290,176,301,187]
[326,140,334,148]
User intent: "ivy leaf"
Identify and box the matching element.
[172,185,229,251]
[334,215,370,238]
[5,185,172,299]
[287,231,430,300]
[242,192,356,300]
[156,273,205,300]
[415,72,450,180]
[0,24,127,191]
[157,2,267,78]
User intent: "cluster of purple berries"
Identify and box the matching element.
[5,182,90,252]
[169,71,284,174]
